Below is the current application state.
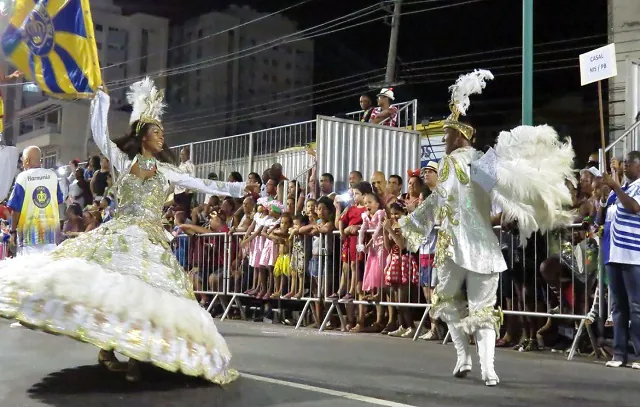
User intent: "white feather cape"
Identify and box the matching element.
[491,124,575,241]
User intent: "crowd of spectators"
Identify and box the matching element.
[1,109,638,368]
[151,142,634,363]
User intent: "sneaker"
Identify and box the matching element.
[387,326,409,337]
[419,330,437,341]
[631,362,640,370]
[605,360,625,368]
[401,327,415,338]
[10,322,22,328]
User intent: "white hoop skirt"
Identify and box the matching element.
[0,217,239,384]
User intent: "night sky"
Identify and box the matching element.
[116,0,608,162]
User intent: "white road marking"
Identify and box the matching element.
[242,372,416,407]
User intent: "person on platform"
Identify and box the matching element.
[7,146,63,255]
[0,78,255,384]
[400,70,574,386]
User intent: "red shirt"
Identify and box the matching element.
[0,204,10,220]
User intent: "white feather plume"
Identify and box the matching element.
[491,124,575,241]
[449,69,494,115]
[126,77,166,124]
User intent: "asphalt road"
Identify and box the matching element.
[1,319,638,407]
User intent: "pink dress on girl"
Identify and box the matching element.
[249,213,266,268]
[258,217,280,267]
[358,209,387,292]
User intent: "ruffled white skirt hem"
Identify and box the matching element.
[0,254,238,384]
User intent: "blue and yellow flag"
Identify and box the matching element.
[1,0,102,98]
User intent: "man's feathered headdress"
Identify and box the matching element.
[126,77,166,134]
[443,69,494,140]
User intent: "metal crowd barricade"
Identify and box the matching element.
[319,229,432,337]
[492,223,601,361]
[172,232,229,314]
[219,231,323,328]
[169,217,603,361]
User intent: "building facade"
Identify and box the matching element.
[164,5,314,144]
[1,0,169,166]
[608,0,640,153]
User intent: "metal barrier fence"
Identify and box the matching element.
[170,120,316,182]
[172,222,603,361]
[167,100,419,184]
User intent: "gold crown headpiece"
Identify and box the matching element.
[442,69,494,140]
[126,77,166,135]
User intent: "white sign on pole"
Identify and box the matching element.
[579,43,618,86]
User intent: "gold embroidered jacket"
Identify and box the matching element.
[400,147,507,274]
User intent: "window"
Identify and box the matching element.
[197,29,203,38]
[196,46,202,58]
[285,78,291,85]
[272,59,277,67]
[95,24,103,32]
[108,26,119,32]
[42,150,58,170]
[251,39,256,46]
[263,73,268,81]
[263,58,269,65]
[96,42,102,50]
[23,83,39,92]
[285,62,291,69]
[271,76,277,83]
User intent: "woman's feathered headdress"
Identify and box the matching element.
[443,69,494,140]
[126,77,166,134]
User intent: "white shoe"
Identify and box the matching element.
[387,326,409,337]
[630,362,640,370]
[476,328,500,386]
[606,360,625,368]
[10,322,22,328]
[400,327,415,338]
[447,324,472,378]
[419,330,437,341]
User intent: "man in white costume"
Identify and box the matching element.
[7,146,63,255]
[401,70,574,386]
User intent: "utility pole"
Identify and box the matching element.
[384,0,403,85]
[522,0,533,125]
[370,0,404,89]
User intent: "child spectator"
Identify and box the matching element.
[180,213,231,307]
[99,196,114,223]
[302,197,335,328]
[352,192,386,333]
[270,212,293,298]
[284,215,309,299]
[82,206,102,232]
[242,198,268,295]
[60,203,84,242]
[383,202,418,338]
[331,182,370,301]
[258,200,283,299]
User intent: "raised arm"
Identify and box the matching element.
[158,163,247,198]
[91,90,130,172]
[399,193,437,252]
